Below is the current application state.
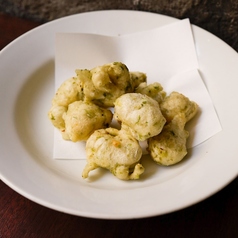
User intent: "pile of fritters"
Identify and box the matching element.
[48,62,198,180]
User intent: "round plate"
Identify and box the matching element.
[0,10,238,219]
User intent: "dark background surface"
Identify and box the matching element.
[0,1,238,237]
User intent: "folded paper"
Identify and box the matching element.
[53,19,222,159]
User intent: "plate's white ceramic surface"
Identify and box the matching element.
[0,10,238,219]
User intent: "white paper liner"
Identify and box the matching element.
[53,19,222,159]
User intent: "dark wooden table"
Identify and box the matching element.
[0,12,238,238]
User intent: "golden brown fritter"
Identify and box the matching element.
[129,71,147,90]
[48,76,84,138]
[147,113,189,166]
[135,82,166,104]
[114,93,166,141]
[76,62,133,107]
[63,101,112,142]
[82,127,144,180]
[160,91,198,123]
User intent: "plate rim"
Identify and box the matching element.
[0,10,238,219]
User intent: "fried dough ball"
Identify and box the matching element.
[160,91,198,123]
[135,82,166,103]
[48,77,84,131]
[147,113,189,166]
[63,101,113,142]
[82,127,144,180]
[114,93,166,141]
[130,71,147,90]
[52,77,84,107]
[76,62,133,107]
[48,105,67,130]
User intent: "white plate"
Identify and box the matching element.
[0,10,238,219]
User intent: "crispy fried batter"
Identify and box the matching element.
[63,101,112,142]
[52,77,84,107]
[82,128,144,180]
[135,82,166,103]
[129,71,147,90]
[76,62,133,107]
[160,91,198,123]
[148,113,189,166]
[114,93,166,141]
